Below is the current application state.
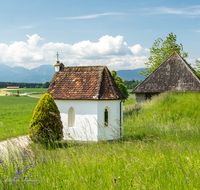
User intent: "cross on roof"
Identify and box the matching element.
[56,52,59,61]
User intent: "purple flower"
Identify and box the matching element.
[1,179,5,189]
[17,167,22,175]
[0,159,4,164]
[41,156,46,165]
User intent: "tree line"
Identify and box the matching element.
[124,79,141,89]
[0,81,50,88]
[111,70,141,100]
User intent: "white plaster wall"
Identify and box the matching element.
[97,100,123,141]
[55,100,98,141]
[55,66,59,72]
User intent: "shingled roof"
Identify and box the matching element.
[131,52,200,94]
[48,65,126,100]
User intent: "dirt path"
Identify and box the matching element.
[0,90,10,96]
[0,135,32,160]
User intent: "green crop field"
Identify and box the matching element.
[0,96,39,141]
[3,88,48,94]
[1,92,200,189]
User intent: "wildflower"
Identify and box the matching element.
[11,179,15,186]
[0,159,4,164]
[17,167,22,176]
[1,179,6,189]
[23,168,28,174]
[41,156,46,165]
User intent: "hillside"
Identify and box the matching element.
[117,68,145,81]
[124,91,200,141]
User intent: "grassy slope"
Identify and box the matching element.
[0,96,39,140]
[1,92,200,189]
[124,91,200,142]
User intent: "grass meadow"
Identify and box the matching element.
[3,88,48,94]
[127,89,135,99]
[1,92,200,189]
[0,96,39,141]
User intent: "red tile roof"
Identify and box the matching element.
[7,86,20,89]
[48,66,126,100]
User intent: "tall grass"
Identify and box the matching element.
[124,91,200,142]
[1,140,200,189]
[1,92,200,189]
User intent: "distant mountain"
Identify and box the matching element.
[0,64,145,83]
[0,64,55,83]
[117,68,145,81]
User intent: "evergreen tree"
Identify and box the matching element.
[29,93,63,145]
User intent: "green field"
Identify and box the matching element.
[0,96,39,140]
[127,89,132,93]
[127,89,135,99]
[1,92,200,189]
[3,88,48,94]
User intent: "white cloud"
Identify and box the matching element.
[57,12,124,20]
[146,5,200,16]
[19,25,34,29]
[0,34,149,70]
[27,34,44,46]
[130,44,142,54]
[186,58,196,67]
[193,29,200,33]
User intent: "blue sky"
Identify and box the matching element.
[0,0,200,71]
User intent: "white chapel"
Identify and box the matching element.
[48,60,126,141]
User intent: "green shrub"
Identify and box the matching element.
[29,93,63,145]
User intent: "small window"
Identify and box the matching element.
[145,94,152,100]
[68,107,75,127]
[104,109,108,126]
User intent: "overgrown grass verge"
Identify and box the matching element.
[124,91,200,142]
[1,140,200,189]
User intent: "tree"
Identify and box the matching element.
[140,32,188,77]
[43,82,50,88]
[194,59,200,78]
[111,70,129,99]
[35,85,40,88]
[29,93,63,145]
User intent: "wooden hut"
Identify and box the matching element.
[131,52,200,103]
